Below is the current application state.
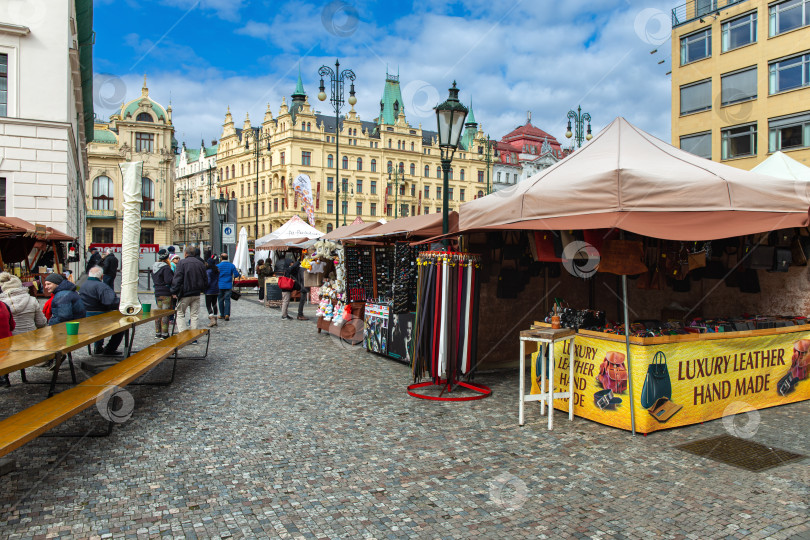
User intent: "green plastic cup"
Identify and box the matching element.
[142,303,152,314]
[66,321,79,336]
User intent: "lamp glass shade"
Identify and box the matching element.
[215,196,228,221]
[318,91,327,101]
[434,82,468,151]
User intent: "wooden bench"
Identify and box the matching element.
[0,329,209,460]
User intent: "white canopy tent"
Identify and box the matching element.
[234,227,251,276]
[254,215,325,272]
[751,151,810,181]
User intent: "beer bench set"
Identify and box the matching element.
[0,310,210,462]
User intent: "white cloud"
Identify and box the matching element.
[235,21,273,39]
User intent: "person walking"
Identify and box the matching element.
[274,252,294,320]
[44,273,85,325]
[101,248,118,289]
[151,248,174,338]
[85,247,101,274]
[205,255,220,327]
[170,246,208,334]
[216,253,241,321]
[289,258,310,321]
[79,266,125,356]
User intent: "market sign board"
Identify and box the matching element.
[530,330,810,434]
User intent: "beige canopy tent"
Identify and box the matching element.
[751,150,810,182]
[320,220,384,241]
[460,118,810,240]
[353,212,459,241]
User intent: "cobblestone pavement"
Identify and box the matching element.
[1,297,809,539]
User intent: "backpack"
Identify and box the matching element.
[598,351,628,394]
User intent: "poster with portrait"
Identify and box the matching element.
[388,312,415,363]
[363,302,390,355]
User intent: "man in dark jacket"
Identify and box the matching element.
[80,266,124,356]
[101,248,118,289]
[44,273,86,325]
[85,247,101,273]
[151,248,174,338]
[170,246,208,332]
[288,258,309,321]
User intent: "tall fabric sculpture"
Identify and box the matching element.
[409,251,489,401]
[119,161,143,315]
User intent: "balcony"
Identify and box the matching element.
[86,208,117,219]
[672,0,748,27]
[141,210,168,221]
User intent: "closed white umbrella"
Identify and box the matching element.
[234,227,250,276]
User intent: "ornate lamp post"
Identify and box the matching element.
[318,59,357,230]
[215,192,228,254]
[478,135,499,195]
[177,184,193,247]
[340,183,354,226]
[565,105,592,149]
[434,82,468,238]
[243,127,271,244]
[388,164,408,218]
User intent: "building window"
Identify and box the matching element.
[424,165,430,177]
[721,67,757,106]
[423,206,428,214]
[722,12,757,52]
[262,201,265,214]
[139,228,154,244]
[241,164,245,176]
[680,28,711,65]
[342,178,349,193]
[769,112,810,151]
[436,166,441,178]
[280,152,285,165]
[448,188,454,200]
[327,177,334,191]
[357,157,363,170]
[262,179,265,193]
[0,54,7,117]
[436,186,442,199]
[370,180,377,195]
[92,176,114,210]
[424,185,430,199]
[497,172,501,182]
[302,151,311,165]
[680,79,711,115]
[327,154,334,168]
[400,204,408,217]
[231,165,235,179]
[142,177,155,212]
[386,204,392,216]
[241,184,245,197]
[341,200,348,216]
[0,178,4,215]
[342,156,348,169]
[327,200,334,214]
[410,184,415,197]
[92,227,113,243]
[356,201,363,215]
[136,112,153,122]
[478,171,484,183]
[326,223,333,233]
[370,159,376,172]
[680,131,712,159]
[436,207,441,213]
[721,123,757,159]
[460,169,465,181]
[477,190,484,198]
[410,163,415,176]
[769,0,810,37]
[356,179,363,193]
[387,160,393,172]
[274,198,278,212]
[135,133,154,153]
[398,161,404,173]
[460,188,465,201]
[769,52,810,94]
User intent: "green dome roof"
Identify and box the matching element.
[93,128,118,144]
[121,97,167,122]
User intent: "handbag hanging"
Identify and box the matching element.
[278,275,295,291]
[597,239,647,276]
[230,290,241,301]
[640,351,672,409]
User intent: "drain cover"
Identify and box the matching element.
[676,434,806,472]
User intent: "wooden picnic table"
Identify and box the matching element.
[0,309,174,395]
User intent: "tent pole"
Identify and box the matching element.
[622,274,636,436]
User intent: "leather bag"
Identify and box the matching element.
[742,243,775,270]
[597,352,628,394]
[230,290,241,301]
[597,240,647,276]
[772,248,791,272]
[640,351,672,409]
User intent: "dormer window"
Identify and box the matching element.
[393,100,399,115]
[136,112,153,122]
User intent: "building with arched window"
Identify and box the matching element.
[86,77,177,247]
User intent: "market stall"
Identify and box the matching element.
[456,117,810,433]
[0,217,76,295]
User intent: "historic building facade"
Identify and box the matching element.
[671,0,810,168]
[492,116,568,191]
[173,141,218,247]
[215,72,495,239]
[86,78,176,247]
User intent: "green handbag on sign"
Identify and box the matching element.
[640,351,672,410]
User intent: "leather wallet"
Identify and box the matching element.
[648,397,682,423]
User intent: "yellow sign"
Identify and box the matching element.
[530,331,810,433]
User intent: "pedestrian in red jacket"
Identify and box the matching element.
[0,300,16,387]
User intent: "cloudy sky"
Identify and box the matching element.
[93,0,677,149]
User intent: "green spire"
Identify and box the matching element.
[292,63,306,102]
[378,71,405,125]
[465,100,476,126]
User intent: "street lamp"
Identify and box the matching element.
[340,183,354,226]
[318,59,357,230]
[177,184,193,247]
[565,105,592,149]
[434,81,468,238]
[478,135,499,195]
[215,191,228,254]
[243,127,271,246]
[387,164,407,218]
